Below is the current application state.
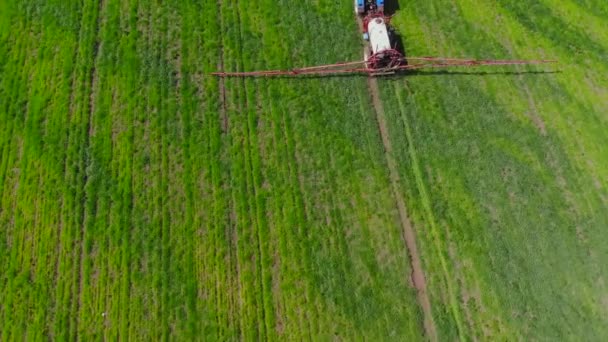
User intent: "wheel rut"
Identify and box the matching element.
[75,0,105,338]
[367,76,437,342]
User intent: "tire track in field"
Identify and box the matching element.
[75,0,105,337]
[50,7,82,337]
[356,7,436,337]
[0,34,26,217]
[215,0,228,336]
[396,81,466,341]
[217,1,228,136]
[366,74,437,341]
[121,3,140,337]
[255,85,288,338]
[0,17,37,339]
[159,9,173,338]
[216,0,243,338]
[233,1,273,339]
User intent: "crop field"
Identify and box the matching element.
[0,0,607,340]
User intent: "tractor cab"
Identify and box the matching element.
[355,0,385,15]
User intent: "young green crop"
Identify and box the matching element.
[383,0,608,339]
[1,0,607,340]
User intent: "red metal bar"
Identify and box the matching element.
[402,60,556,69]
[294,60,366,71]
[210,60,368,77]
[211,58,556,77]
[404,57,557,65]
[211,67,372,77]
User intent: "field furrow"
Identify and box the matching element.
[368,76,438,341]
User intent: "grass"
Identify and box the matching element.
[0,0,607,340]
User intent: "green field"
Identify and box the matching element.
[1,0,607,340]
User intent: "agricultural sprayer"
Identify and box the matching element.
[212,0,554,77]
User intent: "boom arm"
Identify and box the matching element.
[211,57,556,77]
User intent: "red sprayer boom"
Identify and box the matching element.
[210,57,555,77]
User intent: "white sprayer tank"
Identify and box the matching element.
[367,18,391,55]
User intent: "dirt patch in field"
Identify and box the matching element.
[521,82,547,136]
[445,226,480,341]
[367,74,437,341]
[501,39,547,136]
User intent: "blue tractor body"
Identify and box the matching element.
[355,0,365,14]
